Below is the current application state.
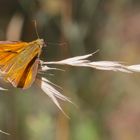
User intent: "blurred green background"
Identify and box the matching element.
[0,0,140,140]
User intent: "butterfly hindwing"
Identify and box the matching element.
[8,55,39,89]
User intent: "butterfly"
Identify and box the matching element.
[0,39,44,89]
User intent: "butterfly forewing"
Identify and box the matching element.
[0,41,28,71]
[0,41,28,52]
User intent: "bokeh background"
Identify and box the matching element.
[0,0,140,140]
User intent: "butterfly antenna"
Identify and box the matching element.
[34,20,40,39]
[44,41,67,47]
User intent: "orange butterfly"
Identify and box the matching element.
[0,39,44,89]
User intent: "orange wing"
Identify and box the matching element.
[0,41,28,72]
[0,41,28,51]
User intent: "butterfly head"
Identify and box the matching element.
[36,39,45,48]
